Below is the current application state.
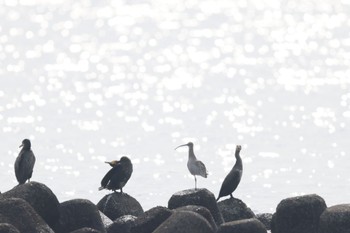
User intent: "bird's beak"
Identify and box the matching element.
[175,143,188,150]
[105,160,119,166]
[19,143,23,148]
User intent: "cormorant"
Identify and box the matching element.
[217,145,243,201]
[175,142,208,190]
[15,139,36,184]
[98,156,133,193]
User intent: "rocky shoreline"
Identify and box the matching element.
[0,182,348,233]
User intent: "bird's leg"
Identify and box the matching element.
[120,188,123,193]
[230,194,233,199]
[194,175,197,190]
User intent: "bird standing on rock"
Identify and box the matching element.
[217,145,243,201]
[15,139,36,184]
[175,142,208,190]
[99,156,133,193]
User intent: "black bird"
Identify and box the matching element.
[98,156,133,193]
[175,142,208,190]
[217,145,243,201]
[15,139,36,184]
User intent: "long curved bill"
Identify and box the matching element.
[174,143,188,150]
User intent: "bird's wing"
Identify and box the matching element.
[196,160,208,178]
[221,169,242,192]
[100,163,124,187]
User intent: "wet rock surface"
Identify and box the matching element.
[319,204,350,233]
[97,192,144,221]
[153,210,214,233]
[271,194,327,233]
[217,197,256,222]
[130,206,173,233]
[0,198,54,233]
[58,199,106,233]
[3,182,60,231]
[176,205,217,231]
[168,188,224,225]
[106,215,137,233]
[217,218,267,233]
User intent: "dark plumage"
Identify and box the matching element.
[98,156,133,193]
[14,139,36,184]
[217,145,243,201]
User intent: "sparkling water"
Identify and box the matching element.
[1,0,349,213]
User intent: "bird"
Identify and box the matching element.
[14,139,36,184]
[98,156,133,193]
[217,145,243,201]
[175,142,208,190]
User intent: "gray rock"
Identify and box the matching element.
[3,182,60,231]
[0,198,54,233]
[130,206,173,233]
[58,199,106,233]
[176,205,217,231]
[0,223,20,233]
[99,211,113,228]
[106,215,137,233]
[168,188,224,225]
[271,194,327,233]
[319,204,350,233]
[70,227,102,233]
[153,210,214,233]
[97,192,144,221]
[217,197,256,222]
[257,213,273,230]
[218,218,267,233]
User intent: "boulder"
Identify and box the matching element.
[0,198,54,233]
[271,194,327,233]
[319,204,350,233]
[153,210,214,233]
[130,206,173,233]
[70,228,103,233]
[217,197,256,222]
[0,223,20,233]
[176,205,217,231]
[256,213,273,230]
[168,188,223,225]
[217,218,267,233]
[99,211,113,228]
[106,215,137,233]
[97,192,144,221]
[3,182,60,231]
[58,199,106,233]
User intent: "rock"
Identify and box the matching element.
[217,218,267,233]
[168,188,224,225]
[176,205,217,231]
[0,223,20,233]
[217,197,256,222]
[99,211,113,228]
[70,228,103,233]
[97,192,144,221]
[319,204,350,233]
[106,215,137,233]
[0,198,54,233]
[257,213,273,230]
[130,206,173,233]
[271,194,327,233]
[58,199,106,233]
[153,210,214,233]
[3,182,60,231]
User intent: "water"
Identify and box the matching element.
[1,0,350,213]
